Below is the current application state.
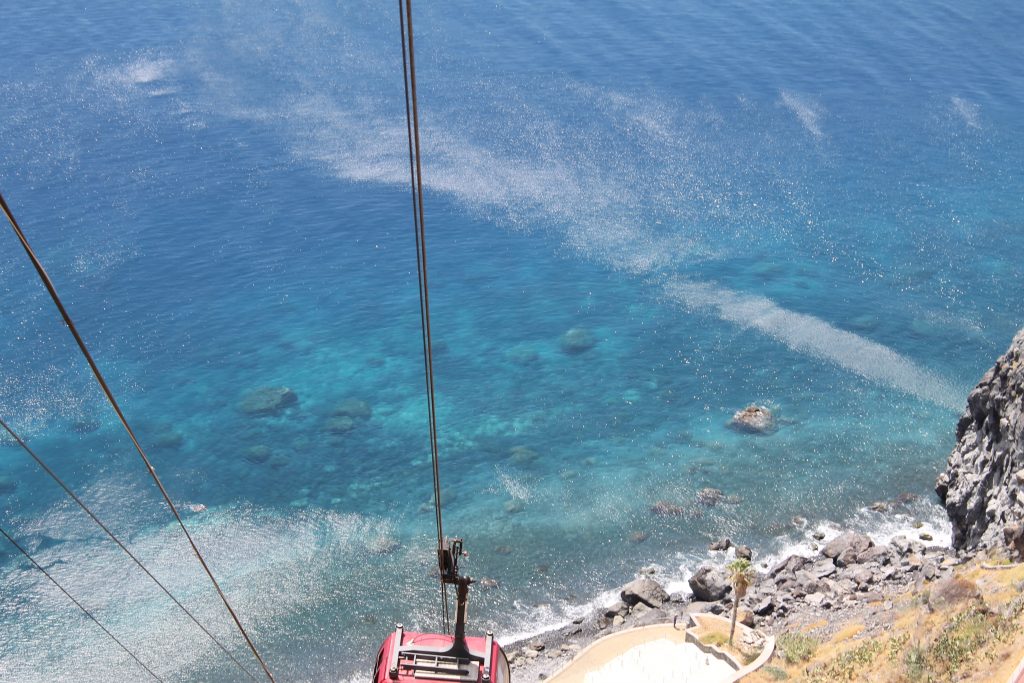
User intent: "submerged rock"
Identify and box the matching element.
[150,428,184,450]
[239,387,298,416]
[325,415,357,434]
[244,445,272,464]
[509,446,539,464]
[71,419,101,434]
[629,531,649,544]
[0,475,17,496]
[728,405,776,434]
[507,346,540,365]
[696,487,724,507]
[333,399,372,420]
[560,327,597,354]
[651,500,681,516]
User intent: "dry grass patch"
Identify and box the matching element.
[745,558,1024,683]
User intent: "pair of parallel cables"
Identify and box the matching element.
[0,192,274,682]
[398,0,454,635]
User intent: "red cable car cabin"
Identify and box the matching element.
[372,627,510,683]
[372,539,511,683]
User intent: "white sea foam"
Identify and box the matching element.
[494,465,532,501]
[0,494,429,682]
[14,1,966,419]
[101,57,175,87]
[951,96,982,130]
[282,93,965,409]
[779,90,825,139]
[756,500,953,571]
[107,33,961,413]
[258,84,963,411]
[503,500,953,650]
[663,278,963,410]
[502,585,623,646]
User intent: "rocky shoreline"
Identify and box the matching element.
[504,328,1024,681]
[504,525,962,681]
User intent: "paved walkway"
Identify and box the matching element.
[579,637,735,683]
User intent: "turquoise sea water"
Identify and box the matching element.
[1,1,1023,680]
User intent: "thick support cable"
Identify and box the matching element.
[0,191,276,683]
[0,415,259,682]
[398,0,450,633]
[0,524,165,682]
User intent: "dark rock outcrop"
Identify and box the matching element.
[937,329,1024,558]
[620,577,669,608]
[822,531,874,567]
[709,537,732,551]
[505,526,963,680]
[688,565,731,601]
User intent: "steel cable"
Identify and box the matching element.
[0,415,259,681]
[0,190,276,682]
[0,524,165,682]
[398,0,451,634]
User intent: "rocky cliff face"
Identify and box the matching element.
[936,329,1024,558]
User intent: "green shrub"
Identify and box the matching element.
[929,608,1015,676]
[887,632,910,662]
[699,631,729,647]
[902,644,926,681]
[805,639,883,682]
[1005,592,1024,619]
[776,631,818,664]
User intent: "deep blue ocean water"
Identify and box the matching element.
[1,1,1023,680]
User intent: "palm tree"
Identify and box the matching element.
[727,558,756,646]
